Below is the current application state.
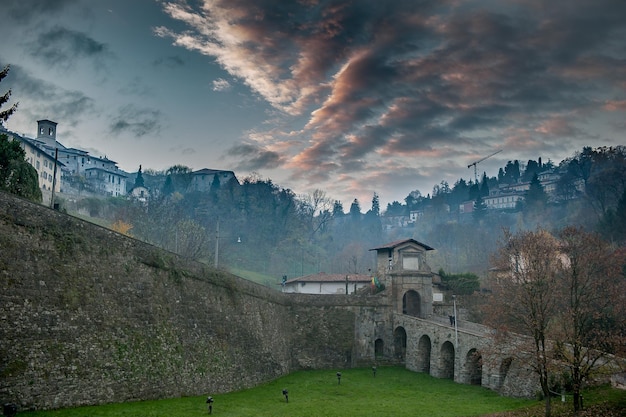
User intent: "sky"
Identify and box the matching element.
[1,0,625,210]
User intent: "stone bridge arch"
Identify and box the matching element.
[439,341,455,379]
[463,348,482,385]
[394,326,407,361]
[416,334,431,373]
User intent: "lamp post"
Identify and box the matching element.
[214,220,240,269]
[452,294,458,348]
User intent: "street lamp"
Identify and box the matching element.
[452,294,458,348]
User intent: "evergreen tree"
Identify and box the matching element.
[162,175,174,196]
[598,188,626,244]
[349,198,361,219]
[385,201,405,216]
[525,173,548,209]
[0,68,40,203]
[370,192,380,217]
[480,173,490,197]
[473,194,488,222]
[332,200,344,216]
[0,65,18,122]
[134,165,145,188]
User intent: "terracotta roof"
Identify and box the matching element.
[285,272,372,284]
[370,238,434,251]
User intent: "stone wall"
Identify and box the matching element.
[0,191,542,412]
[0,192,376,410]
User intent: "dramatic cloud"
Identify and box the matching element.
[109,105,163,137]
[27,26,112,71]
[5,0,78,23]
[3,64,95,127]
[155,0,626,201]
[228,143,285,171]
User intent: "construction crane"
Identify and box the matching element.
[468,149,502,182]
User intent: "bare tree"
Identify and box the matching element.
[487,229,564,417]
[553,227,626,413]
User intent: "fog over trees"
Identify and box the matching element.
[61,146,626,289]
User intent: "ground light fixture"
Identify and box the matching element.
[336,372,342,384]
[282,389,289,403]
[372,366,377,377]
[205,396,214,414]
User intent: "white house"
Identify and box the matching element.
[0,124,63,194]
[282,272,373,294]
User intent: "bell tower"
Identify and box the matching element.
[36,119,58,147]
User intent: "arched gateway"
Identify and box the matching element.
[363,239,533,396]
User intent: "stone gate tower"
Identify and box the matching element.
[370,239,435,319]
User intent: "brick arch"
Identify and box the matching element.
[402,290,421,317]
[394,326,407,361]
[463,348,482,385]
[439,341,455,380]
[417,334,431,374]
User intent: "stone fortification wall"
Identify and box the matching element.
[0,192,375,411]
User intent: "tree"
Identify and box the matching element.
[488,229,564,417]
[0,65,40,202]
[553,227,626,413]
[3,157,42,202]
[473,194,487,223]
[134,165,145,188]
[385,201,405,216]
[349,198,361,219]
[526,174,548,205]
[0,65,18,122]
[332,200,344,217]
[370,192,380,217]
[598,188,626,244]
[438,269,480,295]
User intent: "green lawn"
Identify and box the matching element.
[19,367,536,417]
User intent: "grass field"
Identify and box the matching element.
[19,367,538,417]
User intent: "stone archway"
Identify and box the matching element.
[439,341,455,380]
[417,335,431,374]
[374,338,384,359]
[402,290,421,317]
[393,327,407,361]
[465,348,482,385]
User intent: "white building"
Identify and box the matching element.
[0,123,63,194]
[282,272,372,294]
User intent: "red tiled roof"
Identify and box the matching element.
[285,272,372,284]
